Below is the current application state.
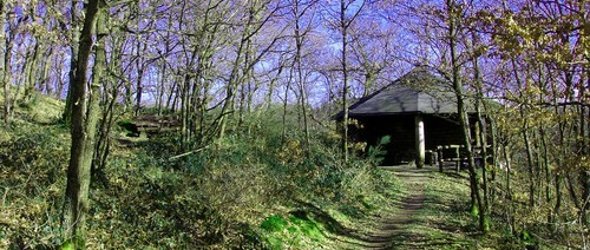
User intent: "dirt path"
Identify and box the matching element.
[347,166,431,249]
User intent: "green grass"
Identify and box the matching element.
[261,215,288,232]
[1,89,64,124]
[20,93,64,122]
[288,215,323,240]
[259,211,328,249]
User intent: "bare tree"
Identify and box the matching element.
[326,0,366,163]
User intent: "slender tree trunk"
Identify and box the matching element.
[535,65,552,218]
[581,8,590,225]
[267,60,284,111]
[180,72,191,148]
[294,0,310,156]
[179,45,199,148]
[489,117,499,207]
[0,1,12,124]
[24,41,41,102]
[340,0,349,164]
[554,171,563,231]
[11,52,27,110]
[470,33,489,211]
[166,76,178,112]
[550,68,570,217]
[62,0,104,246]
[522,114,536,207]
[92,21,120,187]
[503,143,514,234]
[63,0,80,123]
[156,62,166,116]
[581,106,590,224]
[134,37,146,116]
[56,60,65,98]
[539,126,553,221]
[124,79,133,110]
[583,70,590,225]
[511,58,537,208]
[447,0,486,232]
[42,47,55,95]
[281,67,295,145]
[237,39,253,129]
[1,68,10,125]
[170,79,179,113]
[217,9,251,141]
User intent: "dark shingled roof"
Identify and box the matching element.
[336,67,474,119]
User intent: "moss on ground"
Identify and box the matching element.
[261,215,289,232]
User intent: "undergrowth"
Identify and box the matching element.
[0,103,399,249]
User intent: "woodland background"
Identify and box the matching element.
[0,0,589,249]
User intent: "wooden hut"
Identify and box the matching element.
[336,67,482,167]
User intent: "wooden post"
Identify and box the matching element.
[455,146,460,172]
[474,121,481,147]
[415,114,425,169]
[437,146,444,172]
[428,150,436,166]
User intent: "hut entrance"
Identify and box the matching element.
[351,114,465,166]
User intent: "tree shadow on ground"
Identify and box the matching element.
[292,199,358,236]
[292,199,408,249]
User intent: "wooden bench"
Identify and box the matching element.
[434,144,492,172]
[123,115,181,137]
[434,145,464,172]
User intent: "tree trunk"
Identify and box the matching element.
[470,33,489,210]
[446,0,486,232]
[24,41,41,102]
[217,27,249,141]
[92,17,119,187]
[539,126,553,222]
[363,70,375,98]
[266,60,284,111]
[554,172,563,231]
[294,0,310,156]
[1,1,12,123]
[63,0,81,123]
[62,0,104,246]
[340,0,349,164]
[42,47,55,95]
[582,7,590,225]
[134,36,146,116]
[180,72,191,148]
[281,67,294,145]
[156,62,166,116]
[56,53,66,98]
[502,143,514,234]
[521,114,536,207]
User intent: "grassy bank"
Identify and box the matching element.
[0,95,405,249]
